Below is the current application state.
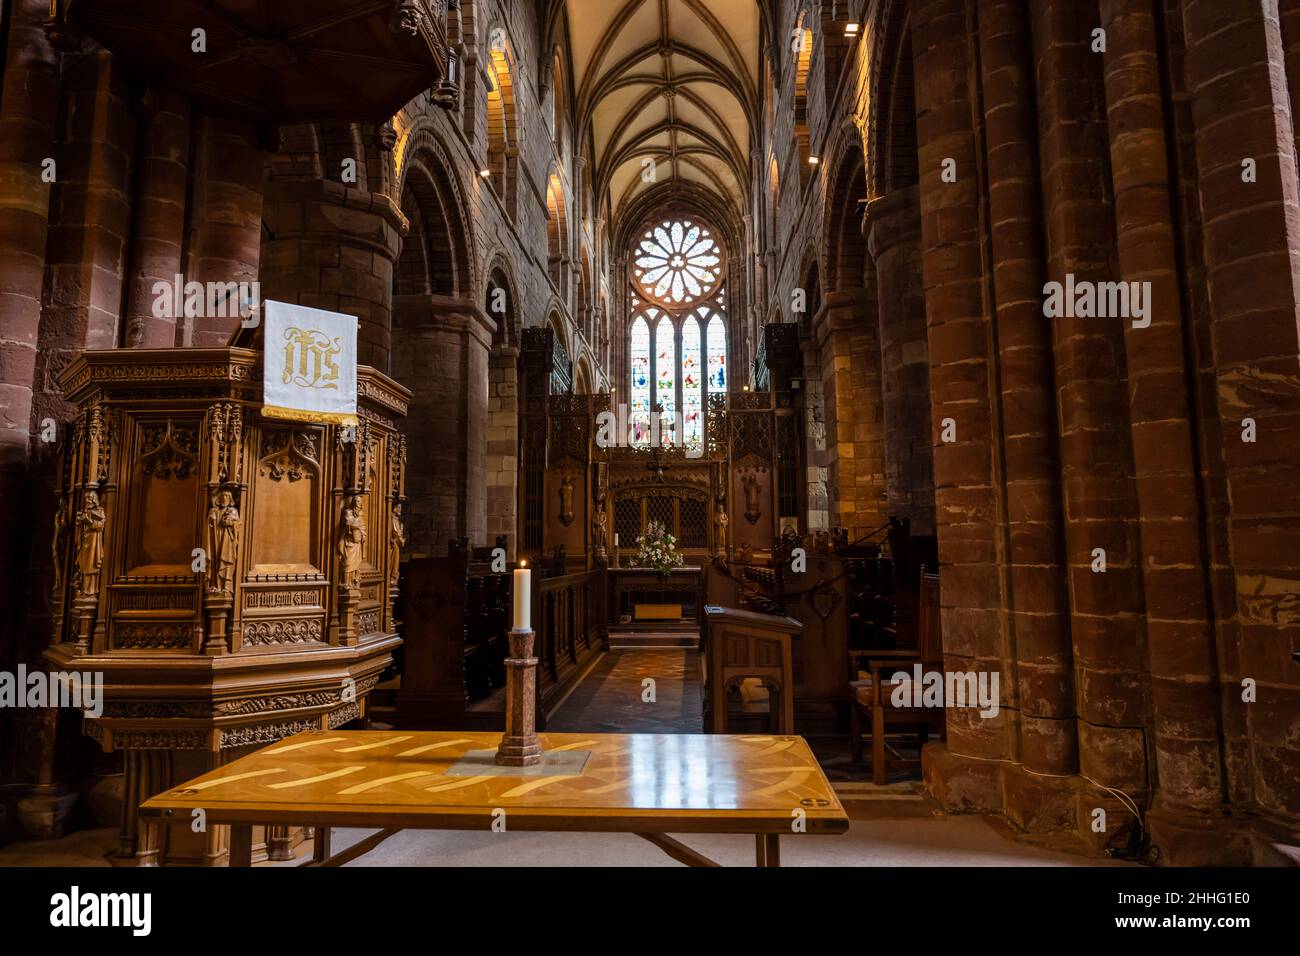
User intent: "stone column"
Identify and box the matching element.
[1099,0,1227,823]
[123,90,192,348]
[186,117,264,346]
[391,296,492,552]
[6,35,134,840]
[486,345,520,556]
[0,4,60,721]
[866,185,936,537]
[912,0,1017,804]
[1181,0,1300,832]
[813,288,887,541]
[260,176,404,371]
[1032,0,1148,797]
[975,0,1077,791]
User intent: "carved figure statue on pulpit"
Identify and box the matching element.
[743,472,762,525]
[206,489,240,594]
[389,503,406,586]
[75,491,106,598]
[559,474,575,526]
[338,494,366,589]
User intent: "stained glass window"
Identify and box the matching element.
[627,219,729,453]
[632,219,722,306]
[706,313,727,395]
[681,315,703,450]
[629,315,651,445]
[655,315,676,447]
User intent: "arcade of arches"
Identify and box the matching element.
[0,0,1298,868]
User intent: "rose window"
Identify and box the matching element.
[631,219,722,307]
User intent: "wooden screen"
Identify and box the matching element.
[612,490,708,549]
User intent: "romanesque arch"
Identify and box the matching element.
[391,134,485,554]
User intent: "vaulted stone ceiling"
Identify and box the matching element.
[566,0,761,232]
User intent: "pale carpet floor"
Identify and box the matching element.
[0,815,1129,867]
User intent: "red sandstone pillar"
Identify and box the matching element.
[260,176,404,370]
[0,0,58,505]
[912,0,1016,777]
[123,91,192,348]
[391,296,493,551]
[1099,0,1228,817]
[1181,0,1300,826]
[866,187,936,538]
[976,0,1078,780]
[1031,0,1149,795]
[0,0,62,829]
[186,117,263,346]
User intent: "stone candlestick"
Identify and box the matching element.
[495,626,543,766]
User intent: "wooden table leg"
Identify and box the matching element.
[872,702,887,785]
[754,834,767,866]
[228,824,253,868]
[313,825,331,864]
[136,820,161,868]
[758,833,781,867]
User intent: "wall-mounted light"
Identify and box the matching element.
[844,22,860,36]
[808,155,820,166]
[479,168,491,178]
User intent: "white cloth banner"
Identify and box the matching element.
[262,300,358,426]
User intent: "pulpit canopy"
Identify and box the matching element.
[46,0,459,123]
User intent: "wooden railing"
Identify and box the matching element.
[533,569,606,724]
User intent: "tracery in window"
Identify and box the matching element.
[625,218,728,451]
[631,219,722,307]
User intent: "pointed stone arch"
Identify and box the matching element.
[390,129,486,555]
[573,351,594,395]
[394,126,476,299]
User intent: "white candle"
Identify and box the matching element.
[614,533,619,547]
[513,561,531,631]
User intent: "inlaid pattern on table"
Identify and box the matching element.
[140,731,847,833]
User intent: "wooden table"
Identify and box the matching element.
[139,730,847,867]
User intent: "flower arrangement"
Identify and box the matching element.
[634,519,684,577]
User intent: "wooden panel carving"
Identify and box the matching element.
[130,418,201,570]
[252,428,321,570]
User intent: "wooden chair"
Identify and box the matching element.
[848,569,944,784]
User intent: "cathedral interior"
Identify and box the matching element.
[0,0,1298,876]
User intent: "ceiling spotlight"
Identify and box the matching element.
[478,168,491,178]
[845,22,860,36]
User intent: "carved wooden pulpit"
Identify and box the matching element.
[43,346,409,865]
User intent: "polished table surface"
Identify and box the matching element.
[140,730,848,835]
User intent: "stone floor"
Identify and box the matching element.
[547,646,703,733]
